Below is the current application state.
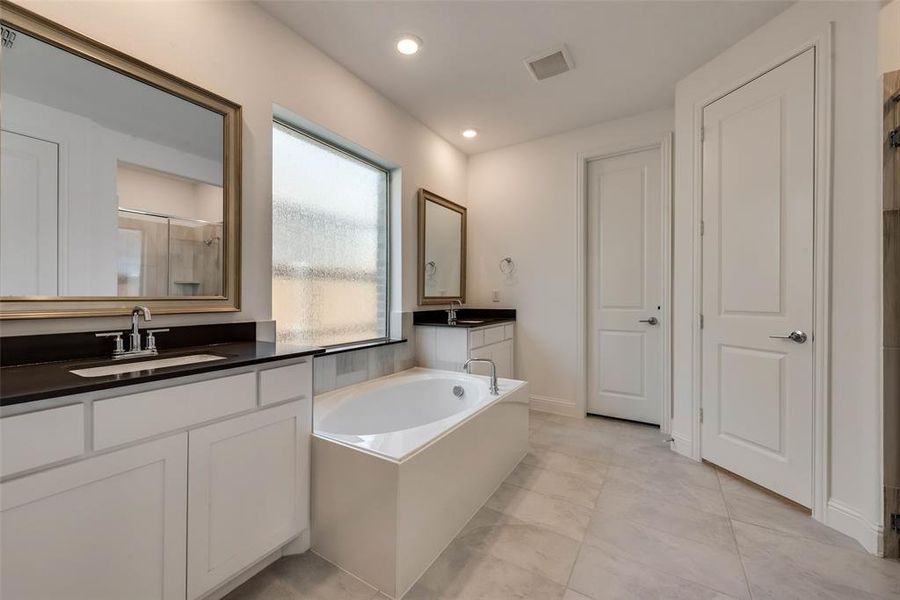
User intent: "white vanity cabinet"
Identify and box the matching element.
[0,433,189,600]
[187,398,310,600]
[415,322,515,378]
[0,357,313,600]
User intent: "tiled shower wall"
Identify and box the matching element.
[312,312,416,395]
[884,70,899,559]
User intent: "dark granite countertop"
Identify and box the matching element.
[413,308,516,329]
[0,322,324,407]
[0,340,322,407]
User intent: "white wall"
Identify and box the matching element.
[466,109,674,415]
[881,0,900,74]
[671,1,883,552]
[2,0,467,335]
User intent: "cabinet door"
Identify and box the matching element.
[492,339,514,379]
[1,433,188,600]
[469,340,514,379]
[187,399,310,599]
[469,344,495,376]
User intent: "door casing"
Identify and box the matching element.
[689,28,834,524]
[576,133,674,433]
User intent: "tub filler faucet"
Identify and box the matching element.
[463,358,499,395]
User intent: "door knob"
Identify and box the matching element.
[769,330,808,344]
[639,317,659,325]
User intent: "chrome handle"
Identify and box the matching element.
[96,331,125,354]
[769,330,808,344]
[145,328,169,352]
[639,317,659,325]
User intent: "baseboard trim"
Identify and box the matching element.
[825,499,883,555]
[529,394,580,418]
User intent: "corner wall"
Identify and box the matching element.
[672,1,883,552]
[2,0,467,336]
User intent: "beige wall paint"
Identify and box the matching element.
[466,109,674,414]
[2,0,467,335]
[881,0,900,74]
[673,1,883,552]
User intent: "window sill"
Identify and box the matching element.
[318,338,408,356]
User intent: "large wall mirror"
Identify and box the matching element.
[0,2,241,319]
[417,188,466,305]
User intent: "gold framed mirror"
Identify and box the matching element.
[0,1,242,319]
[417,188,466,306]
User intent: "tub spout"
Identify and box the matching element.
[463,358,499,395]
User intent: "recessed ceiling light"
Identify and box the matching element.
[462,129,478,139]
[396,35,422,56]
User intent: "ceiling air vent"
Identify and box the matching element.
[524,45,574,82]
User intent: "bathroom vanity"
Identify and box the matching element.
[414,308,516,378]
[0,325,320,600]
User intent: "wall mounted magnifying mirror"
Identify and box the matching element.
[0,1,241,319]
[417,188,466,305]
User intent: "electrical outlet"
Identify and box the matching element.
[891,513,900,533]
[492,290,500,302]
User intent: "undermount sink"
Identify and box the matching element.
[70,354,227,378]
[455,319,486,325]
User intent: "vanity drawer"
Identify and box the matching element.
[1,404,85,477]
[483,326,505,346]
[94,373,256,450]
[259,360,312,406]
[504,324,515,340]
[469,330,485,349]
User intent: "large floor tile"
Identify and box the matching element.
[529,424,616,463]
[569,543,741,600]
[485,482,592,541]
[224,552,379,600]
[522,443,609,484]
[562,589,593,600]
[603,464,729,517]
[717,469,864,551]
[733,520,900,599]
[454,506,581,585]
[406,539,566,600]
[592,485,737,552]
[505,462,603,508]
[583,517,750,599]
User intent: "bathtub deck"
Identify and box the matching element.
[224,410,894,600]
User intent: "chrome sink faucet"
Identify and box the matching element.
[447,299,463,325]
[95,305,168,360]
[463,358,499,395]
[129,305,151,353]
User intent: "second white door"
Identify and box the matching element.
[700,49,815,507]
[587,147,663,424]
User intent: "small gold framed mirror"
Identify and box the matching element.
[417,188,466,305]
[0,1,242,319]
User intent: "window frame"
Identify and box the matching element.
[272,118,392,349]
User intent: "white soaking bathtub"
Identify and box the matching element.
[311,367,529,599]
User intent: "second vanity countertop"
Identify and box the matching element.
[0,323,323,408]
[413,308,516,329]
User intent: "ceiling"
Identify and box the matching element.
[257,1,791,154]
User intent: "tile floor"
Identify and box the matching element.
[225,410,900,600]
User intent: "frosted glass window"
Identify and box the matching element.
[272,122,389,347]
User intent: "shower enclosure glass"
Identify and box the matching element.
[117,209,223,297]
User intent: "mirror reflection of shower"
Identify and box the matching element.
[117,208,223,297]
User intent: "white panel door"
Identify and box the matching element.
[187,399,310,599]
[0,433,188,600]
[701,49,815,506]
[587,147,662,424]
[0,129,59,295]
